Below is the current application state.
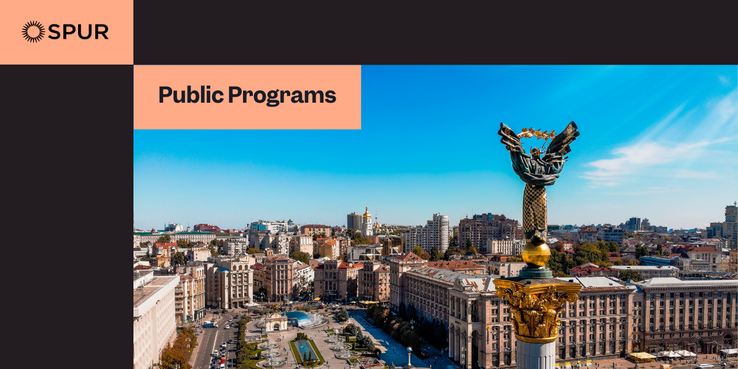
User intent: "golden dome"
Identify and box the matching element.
[363,206,371,218]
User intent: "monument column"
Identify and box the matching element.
[494,122,583,369]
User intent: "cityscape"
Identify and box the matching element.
[133,204,738,369]
[134,65,737,369]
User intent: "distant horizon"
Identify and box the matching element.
[135,66,737,232]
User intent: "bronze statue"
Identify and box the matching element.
[498,122,579,270]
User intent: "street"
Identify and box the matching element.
[189,309,242,369]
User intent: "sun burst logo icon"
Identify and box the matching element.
[22,21,45,43]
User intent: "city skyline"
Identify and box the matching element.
[134,65,737,231]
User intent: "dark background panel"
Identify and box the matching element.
[133,2,735,65]
[3,65,132,359]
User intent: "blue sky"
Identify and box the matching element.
[133,65,737,231]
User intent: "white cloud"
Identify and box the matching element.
[582,89,737,187]
[719,75,730,86]
[672,169,717,179]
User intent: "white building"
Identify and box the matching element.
[224,238,249,255]
[293,261,314,292]
[610,265,678,279]
[485,239,525,256]
[361,207,373,237]
[133,271,179,369]
[403,213,450,253]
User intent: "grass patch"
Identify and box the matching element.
[349,359,358,364]
[290,339,325,368]
[326,329,334,333]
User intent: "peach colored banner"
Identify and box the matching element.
[0,0,132,64]
[134,65,361,129]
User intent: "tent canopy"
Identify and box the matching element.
[630,352,657,362]
[675,350,696,357]
[720,348,738,355]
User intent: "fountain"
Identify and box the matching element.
[257,340,286,368]
[257,338,278,350]
[325,333,339,343]
[334,343,354,360]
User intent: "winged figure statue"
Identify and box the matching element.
[498,122,579,187]
[498,121,580,249]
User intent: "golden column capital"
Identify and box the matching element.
[493,278,581,344]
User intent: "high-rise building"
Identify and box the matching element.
[347,212,362,231]
[403,213,450,253]
[725,203,737,249]
[623,217,642,233]
[458,213,521,249]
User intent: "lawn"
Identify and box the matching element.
[290,339,325,368]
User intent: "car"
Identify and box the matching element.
[225,325,230,329]
[213,350,219,356]
[229,318,233,322]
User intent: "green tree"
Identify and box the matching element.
[246,248,260,254]
[177,239,189,248]
[412,245,423,257]
[465,238,473,249]
[635,245,649,259]
[467,246,477,254]
[449,233,458,248]
[172,252,186,266]
[429,246,441,261]
[290,251,310,264]
[156,234,172,243]
[618,270,643,282]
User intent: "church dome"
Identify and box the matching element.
[363,206,371,218]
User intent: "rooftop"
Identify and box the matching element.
[635,277,738,288]
[610,265,677,270]
[407,266,477,284]
[428,260,485,270]
[133,276,179,308]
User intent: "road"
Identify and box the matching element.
[191,310,242,369]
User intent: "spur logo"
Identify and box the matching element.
[22,20,109,43]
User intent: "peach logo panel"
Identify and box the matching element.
[134,65,361,129]
[0,0,132,64]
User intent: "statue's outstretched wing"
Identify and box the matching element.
[545,121,579,158]
[498,123,524,152]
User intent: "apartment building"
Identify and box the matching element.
[290,234,314,255]
[300,224,332,237]
[388,253,428,310]
[313,260,363,301]
[485,239,525,256]
[610,265,678,279]
[428,260,487,275]
[357,261,390,302]
[405,267,479,326]
[634,278,738,354]
[264,255,294,302]
[204,255,254,309]
[458,214,521,249]
[403,213,450,253]
[447,276,637,369]
[133,271,179,369]
[174,263,206,323]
